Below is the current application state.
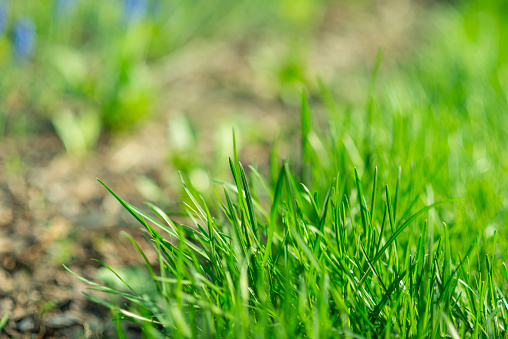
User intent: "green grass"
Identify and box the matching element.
[67,90,507,338]
[63,0,508,337]
[66,126,506,337]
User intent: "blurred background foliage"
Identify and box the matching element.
[0,0,331,153]
[378,0,508,246]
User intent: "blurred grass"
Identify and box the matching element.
[376,0,508,250]
[0,0,332,154]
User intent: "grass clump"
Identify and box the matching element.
[66,95,507,337]
[63,1,508,335]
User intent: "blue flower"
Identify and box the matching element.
[13,17,36,60]
[123,0,147,24]
[0,1,8,35]
[54,0,80,18]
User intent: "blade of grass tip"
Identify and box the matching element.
[63,264,116,289]
[340,200,348,254]
[301,90,312,183]
[296,198,312,242]
[239,161,259,240]
[201,195,217,265]
[283,159,301,237]
[312,185,332,256]
[249,165,273,201]
[127,202,187,237]
[178,172,207,221]
[201,194,229,254]
[84,286,148,306]
[229,157,252,249]
[215,185,233,221]
[91,259,140,297]
[64,266,151,306]
[132,214,182,265]
[211,179,238,194]
[333,177,341,255]
[488,239,499,319]
[223,186,248,257]
[270,145,281,188]
[97,178,148,228]
[103,179,205,259]
[354,168,370,238]
[0,313,9,332]
[344,194,355,238]
[145,202,178,236]
[144,210,197,273]
[385,185,395,233]
[443,223,451,287]
[393,166,401,224]
[491,230,498,263]
[262,164,285,267]
[180,209,207,239]
[375,204,387,254]
[370,166,377,233]
[300,183,320,218]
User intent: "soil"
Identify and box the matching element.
[0,2,428,337]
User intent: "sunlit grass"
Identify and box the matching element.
[67,91,507,336]
[62,0,508,337]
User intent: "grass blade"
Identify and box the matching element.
[262,164,285,266]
